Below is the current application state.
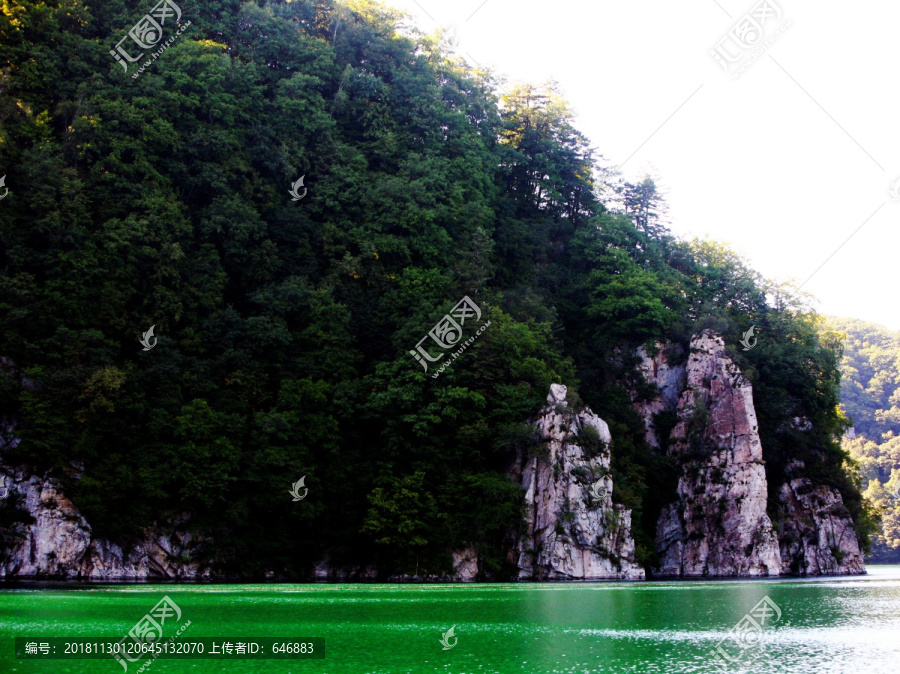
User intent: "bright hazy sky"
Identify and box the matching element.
[385,0,900,330]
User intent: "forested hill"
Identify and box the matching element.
[828,318,900,562]
[0,0,868,578]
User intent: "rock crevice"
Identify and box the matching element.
[651,331,781,576]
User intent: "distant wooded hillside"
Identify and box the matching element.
[828,317,900,562]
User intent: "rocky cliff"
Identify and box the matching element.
[0,441,485,581]
[632,343,685,449]
[512,384,645,580]
[632,330,865,577]
[778,462,865,575]
[0,462,209,580]
[0,409,209,580]
[0,336,866,580]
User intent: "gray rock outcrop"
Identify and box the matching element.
[513,384,645,580]
[647,331,781,576]
[778,466,865,575]
[632,343,685,449]
[0,465,208,580]
[633,331,865,578]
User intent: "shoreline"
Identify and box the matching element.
[0,568,881,587]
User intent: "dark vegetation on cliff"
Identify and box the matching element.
[0,0,870,577]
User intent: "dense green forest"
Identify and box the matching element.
[828,318,900,562]
[0,0,870,577]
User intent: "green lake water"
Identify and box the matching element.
[2,565,899,673]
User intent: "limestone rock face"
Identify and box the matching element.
[450,546,479,581]
[0,466,208,580]
[632,344,685,449]
[778,471,865,575]
[513,384,645,580]
[633,331,866,578]
[651,331,781,577]
[0,467,92,578]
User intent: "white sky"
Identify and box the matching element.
[385,0,900,330]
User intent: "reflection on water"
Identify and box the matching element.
[1,566,899,673]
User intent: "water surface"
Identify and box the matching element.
[2,566,899,673]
